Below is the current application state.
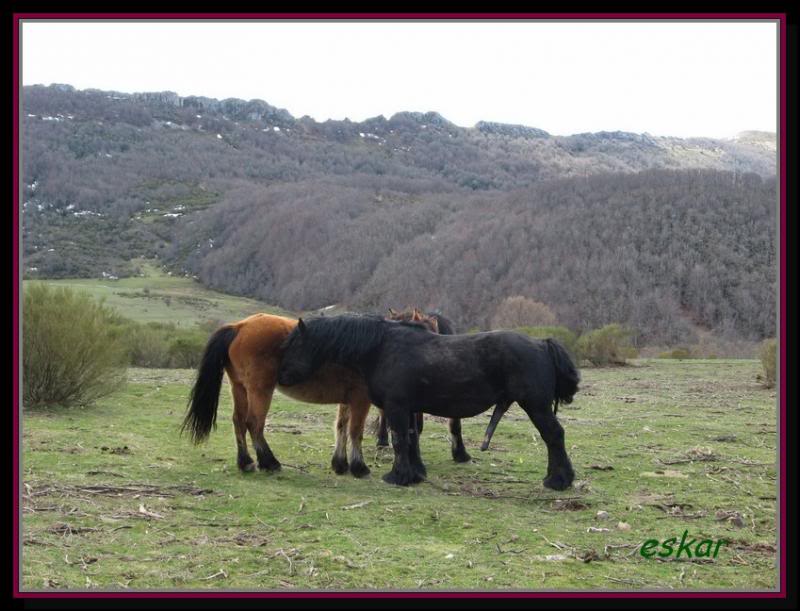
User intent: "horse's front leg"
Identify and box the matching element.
[408,411,427,479]
[382,408,421,486]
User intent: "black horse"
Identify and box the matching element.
[278,314,580,489]
[380,309,470,463]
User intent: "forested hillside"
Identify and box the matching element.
[21,84,777,344]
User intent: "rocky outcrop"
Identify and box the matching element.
[474,121,549,139]
[132,91,182,107]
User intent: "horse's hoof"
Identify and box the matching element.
[543,470,574,491]
[452,449,472,463]
[382,469,414,486]
[240,462,257,473]
[259,461,282,473]
[411,462,427,478]
[350,460,371,478]
[331,456,349,475]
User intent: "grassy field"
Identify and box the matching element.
[24,260,293,327]
[20,359,778,592]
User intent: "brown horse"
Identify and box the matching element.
[182,308,473,478]
[182,313,374,477]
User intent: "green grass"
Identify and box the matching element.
[21,360,778,591]
[24,261,293,327]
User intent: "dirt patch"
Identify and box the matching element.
[217,531,272,547]
[551,499,589,511]
[658,446,717,465]
[46,522,101,536]
[728,540,777,554]
[640,469,689,479]
[459,483,501,499]
[633,493,706,518]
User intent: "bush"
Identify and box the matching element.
[167,334,206,368]
[23,284,127,408]
[658,347,694,359]
[119,321,207,368]
[491,296,557,329]
[759,338,777,388]
[122,323,172,367]
[516,325,579,359]
[576,323,637,366]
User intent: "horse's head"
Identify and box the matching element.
[387,307,439,333]
[277,318,317,386]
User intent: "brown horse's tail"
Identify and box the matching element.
[181,325,238,444]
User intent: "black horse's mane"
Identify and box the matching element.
[283,314,430,365]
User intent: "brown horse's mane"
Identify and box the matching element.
[387,307,439,333]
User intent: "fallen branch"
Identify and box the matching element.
[342,500,372,511]
[198,568,228,581]
[276,549,295,576]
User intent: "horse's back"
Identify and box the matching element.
[227,313,298,385]
[410,329,554,396]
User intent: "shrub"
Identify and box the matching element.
[491,296,557,329]
[119,321,207,368]
[167,334,206,368]
[123,323,172,367]
[516,325,579,359]
[658,347,693,359]
[759,338,777,388]
[576,323,637,366]
[23,284,127,408]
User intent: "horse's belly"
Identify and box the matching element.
[277,382,345,404]
[423,402,491,419]
[412,381,498,419]
[277,363,366,405]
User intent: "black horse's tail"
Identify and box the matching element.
[181,325,239,444]
[546,338,580,414]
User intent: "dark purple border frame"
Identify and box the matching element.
[12,12,788,600]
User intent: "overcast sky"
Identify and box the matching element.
[21,20,778,138]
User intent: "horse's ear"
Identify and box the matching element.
[388,308,397,316]
[298,318,307,333]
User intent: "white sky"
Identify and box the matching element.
[21,20,778,138]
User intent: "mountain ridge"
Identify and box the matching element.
[27,83,775,146]
[21,84,777,343]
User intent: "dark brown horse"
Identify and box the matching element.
[181,309,472,478]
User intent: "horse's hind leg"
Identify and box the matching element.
[246,386,281,473]
[231,382,255,472]
[519,399,574,490]
[448,418,471,463]
[376,408,390,447]
[331,405,350,475]
[346,399,371,478]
